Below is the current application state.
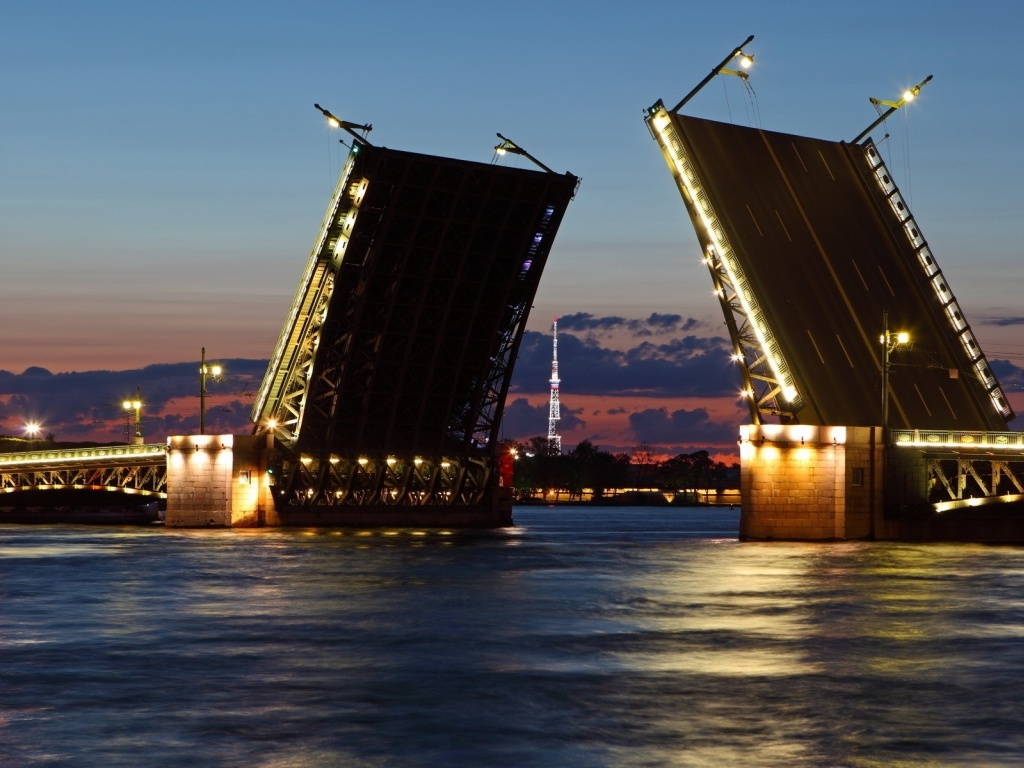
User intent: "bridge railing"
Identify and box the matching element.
[0,443,166,468]
[891,429,1024,451]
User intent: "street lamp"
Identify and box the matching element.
[670,34,756,113]
[199,347,223,435]
[493,133,556,174]
[852,75,933,144]
[24,422,41,448]
[880,311,910,440]
[122,387,143,444]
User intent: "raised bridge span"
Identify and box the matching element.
[4,116,580,528]
[644,39,1024,540]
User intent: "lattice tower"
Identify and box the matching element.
[548,317,561,455]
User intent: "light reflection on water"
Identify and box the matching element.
[2,506,1024,767]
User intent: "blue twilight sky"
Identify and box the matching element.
[4,1,1024,453]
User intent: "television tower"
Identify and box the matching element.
[547,317,561,455]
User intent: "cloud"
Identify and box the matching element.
[556,312,702,336]
[0,360,266,441]
[982,316,1024,327]
[10,314,1020,457]
[990,359,1024,391]
[629,406,737,449]
[511,322,736,398]
[500,396,585,442]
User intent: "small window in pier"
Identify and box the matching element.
[851,467,864,487]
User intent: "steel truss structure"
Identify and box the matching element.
[927,456,1024,501]
[646,103,802,423]
[892,429,1024,503]
[0,444,167,497]
[251,141,578,519]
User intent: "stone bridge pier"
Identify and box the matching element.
[165,434,277,527]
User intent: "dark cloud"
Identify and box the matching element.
[500,396,585,443]
[991,359,1024,394]
[983,316,1024,327]
[556,312,702,335]
[628,407,737,449]
[0,360,266,440]
[511,325,737,397]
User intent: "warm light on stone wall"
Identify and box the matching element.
[739,424,881,541]
[165,434,275,527]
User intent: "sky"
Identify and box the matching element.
[4,1,1024,459]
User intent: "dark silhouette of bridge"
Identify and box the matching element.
[1,118,578,527]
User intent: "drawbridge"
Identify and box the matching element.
[644,104,1012,433]
[249,118,579,525]
[645,37,1024,529]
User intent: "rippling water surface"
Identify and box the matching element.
[2,506,1024,767]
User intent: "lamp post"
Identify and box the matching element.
[879,312,908,531]
[24,422,41,450]
[670,34,755,113]
[199,347,222,436]
[122,387,143,445]
[880,311,910,441]
[852,75,933,145]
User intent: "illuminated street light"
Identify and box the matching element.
[881,312,911,440]
[122,387,143,444]
[852,74,933,144]
[670,34,755,113]
[492,133,555,174]
[199,347,223,435]
[313,103,373,146]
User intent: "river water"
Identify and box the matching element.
[2,505,1023,767]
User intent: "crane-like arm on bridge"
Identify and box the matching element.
[494,133,556,174]
[314,103,373,146]
[670,34,754,113]
[851,75,932,144]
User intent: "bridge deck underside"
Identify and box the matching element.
[673,114,1006,431]
[294,147,578,458]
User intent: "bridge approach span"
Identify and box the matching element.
[0,444,167,498]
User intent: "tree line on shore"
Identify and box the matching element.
[502,438,738,503]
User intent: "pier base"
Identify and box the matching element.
[739,425,883,541]
[165,434,278,527]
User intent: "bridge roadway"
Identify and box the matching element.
[649,110,1010,433]
[0,443,167,500]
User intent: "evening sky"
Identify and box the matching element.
[4,1,1024,453]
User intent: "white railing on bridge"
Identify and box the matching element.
[891,429,1024,451]
[0,443,166,468]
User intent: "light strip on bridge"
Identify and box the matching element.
[0,443,166,468]
[892,429,1024,450]
[935,494,1024,513]
[647,106,801,408]
[251,145,369,442]
[863,143,1013,421]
